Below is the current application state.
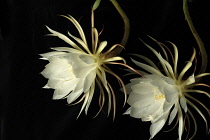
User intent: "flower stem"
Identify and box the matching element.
[91,0,101,53]
[183,0,207,74]
[107,0,130,57]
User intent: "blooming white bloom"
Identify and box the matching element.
[40,14,127,118]
[125,75,179,122]
[41,51,97,104]
[124,37,209,140]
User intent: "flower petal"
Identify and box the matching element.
[52,79,79,99]
[46,26,82,51]
[40,51,67,59]
[51,47,84,54]
[83,69,97,93]
[180,96,187,112]
[123,107,131,115]
[149,112,169,139]
[168,103,178,125]
[131,83,154,95]
[67,78,85,104]
[130,106,146,118]
[127,92,154,108]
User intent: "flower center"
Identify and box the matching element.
[153,88,165,100]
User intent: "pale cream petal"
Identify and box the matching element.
[67,77,86,104]
[52,92,68,99]
[43,84,50,89]
[52,79,79,99]
[41,58,71,79]
[51,47,84,54]
[40,51,67,58]
[163,85,179,102]
[67,31,90,53]
[180,74,195,86]
[130,77,146,84]
[83,69,97,93]
[130,107,146,118]
[144,102,164,116]
[67,88,84,104]
[96,41,107,55]
[131,83,154,95]
[47,79,63,89]
[168,104,178,125]
[123,107,131,115]
[180,96,187,112]
[123,83,133,94]
[131,58,163,75]
[79,54,96,64]
[149,112,169,139]
[46,26,82,51]
[178,104,184,140]
[127,93,154,108]
[64,53,97,79]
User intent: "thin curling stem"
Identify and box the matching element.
[183,0,207,75]
[107,0,130,57]
[91,0,101,53]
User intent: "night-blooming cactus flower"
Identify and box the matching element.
[40,13,128,118]
[124,37,209,140]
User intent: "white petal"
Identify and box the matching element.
[123,107,131,115]
[65,53,97,78]
[127,92,154,108]
[41,58,70,79]
[178,104,184,140]
[40,51,67,59]
[168,104,178,125]
[163,85,179,103]
[180,96,187,112]
[52,79,78,99]
[83,69,97,93]
[47,78,63,88]
[130,107,146,118]
[149,112,169,139]
[131,83,154,95]
[158,54,175,78]
[130,77,146,84]
[96,41,108,55]
[123,83,134,94]
[181,74,195,87]
[43,84,50,89]
[67,88,83,104]
[51,47,84,54]
[131,58,163,75]
[145,102,164,116]
[163,101,175,113]
[79,54,96,64]
[46,26,81,50]
[67,77,85,104]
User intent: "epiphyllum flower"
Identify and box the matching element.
[124,37,209,139]
[40,14,127,118]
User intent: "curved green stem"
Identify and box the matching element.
[107,0,130,57]
[91,0,101,53]
[183,0,207,75]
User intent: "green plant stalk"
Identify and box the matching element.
[183,0,207,75]
[107,0,130,57]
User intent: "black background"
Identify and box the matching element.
[0,0,210,140]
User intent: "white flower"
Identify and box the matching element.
[125,74,179,121]
[124,37,210,140]
[40,14,127,118]
[125,74,180,138]
[40,51,97,104]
